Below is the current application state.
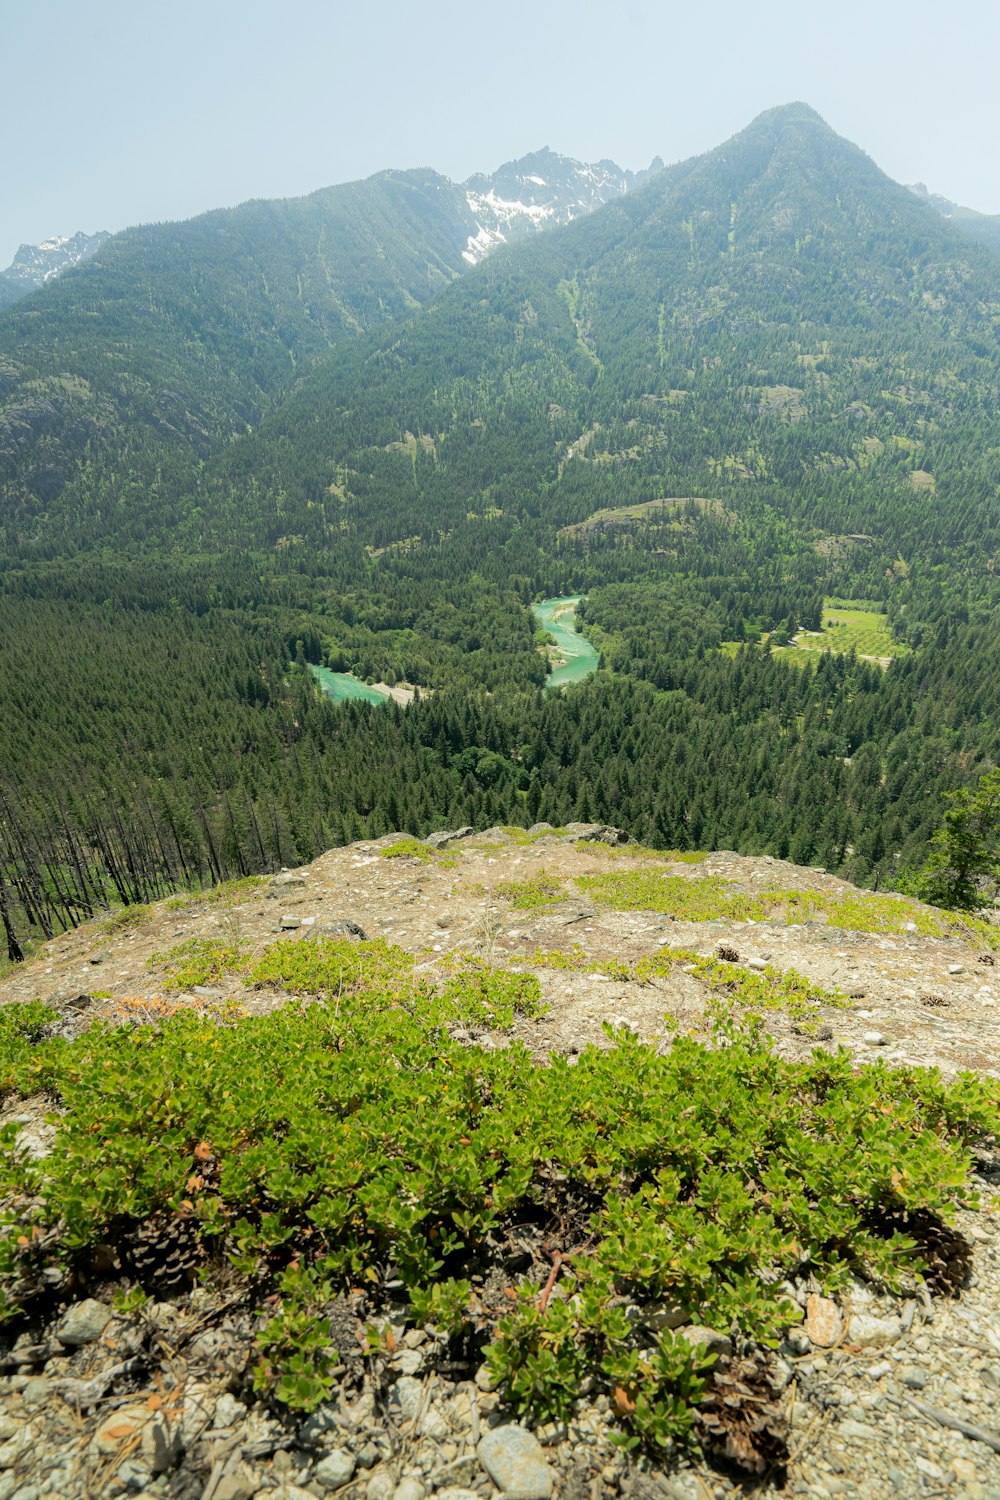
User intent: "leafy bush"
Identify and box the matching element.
[496,873,566,909]
[577,871,1000,945]
[380,837,434,863]
[150,938,248,991]
[0,969,994,1445]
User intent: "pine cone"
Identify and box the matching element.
[123,1210,203,1292]
[716,945,740,963]
[326,1295,363,1362]
[695,1351,788,1475]
[863,1205,972,1295]
[903,1208,972,1294]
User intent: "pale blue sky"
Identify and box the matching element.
[2,0,998,266]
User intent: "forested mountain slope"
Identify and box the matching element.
[909,181,1000,254]
[0,169,478,543]
[0,149,651,547]
[2,104,999,953]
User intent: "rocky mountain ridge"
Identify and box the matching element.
[1,827,998,1500]
[907,182,1000,253]
[0,229,110,309]
[460,148,663,264]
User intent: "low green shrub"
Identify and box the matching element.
[577,871,999,944]
[380,837,434,863]
[0,970,993,1449]
[496,873,566,909]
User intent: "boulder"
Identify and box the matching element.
[425,827,474,850]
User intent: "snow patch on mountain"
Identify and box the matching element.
[460,147,663,266]
[0,229,110,308]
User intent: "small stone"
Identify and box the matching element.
[863,1032,889,1047]
[947,964,964,976]
[115,1457,153,1492]
[355,1445,380,1469]
[56,1297,111,1346]
[474,1364,498,1393]
[387,1376,423,1423]
[392,1350,424,1378]
[20,1377,50,1408]
[846,1312,901,1347]
[900,1365,930,1390]
[272,872,307,887]
[314,1449,357,1489]
[393,1482,426,1500]
[213,1392,247,1428]
[279,915,301,929]
[746,958,767,970]
[140,1413,183,1474]
[477,1425,554,1500]
[434,1491,480,1500]
[202,1459,261,1500]
[367,1472,396,1500]
[781,1329,811,1357]
[805,1294,843,1348]
[837,1418,876,1442]
[417,1404,449,1440]
[298,1405,341,1447]
[676,1325,733,1360]
[643,1299,689,1331]
[94,1406,149,1455]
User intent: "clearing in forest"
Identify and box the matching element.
[725,599,906,669]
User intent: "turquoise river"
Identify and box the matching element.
[310,597,598,702]
[533,596,600,689]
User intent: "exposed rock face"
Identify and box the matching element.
[0,230,110,307]
[460,147,663,265]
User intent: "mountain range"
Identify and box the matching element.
[1,102,999,952]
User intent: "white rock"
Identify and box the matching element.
[212,1392,247,1429]
[477,1425,554,1500]
[314,1449,357,1489]
[393,1481,426,1500]
[56,1298,111,1346]
[387,1376,423,1422]
[846,1312,902,1347]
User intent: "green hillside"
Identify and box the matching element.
[2,104,999,953]
[0,169,476,545]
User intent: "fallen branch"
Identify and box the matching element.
[902,1394,1000,1454]
[538,1250,564,1311]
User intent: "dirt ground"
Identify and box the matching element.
[3,828,997,1079]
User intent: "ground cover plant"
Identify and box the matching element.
[523,944,849,1028]
[576,871,1000,945]
[0,962,995,1468]
[495,872,567,909]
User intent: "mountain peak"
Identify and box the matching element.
[0,228,110,309]
[460,147,657,265]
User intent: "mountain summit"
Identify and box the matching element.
[0,229,109,309]
[461,146,663,263]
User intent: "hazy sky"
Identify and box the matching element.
[2,0,998,266]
